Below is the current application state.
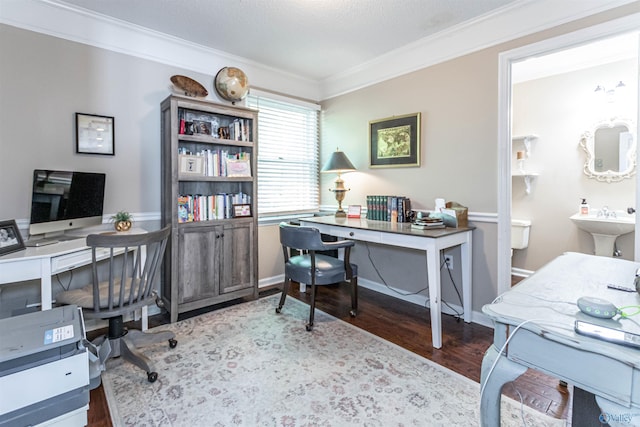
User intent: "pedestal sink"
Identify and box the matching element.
[570,212,635,257]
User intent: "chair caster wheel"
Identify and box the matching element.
[147,372,158,383]
[349,310,357,317]
[275,307,281,314]
[169,338,178,349]
[305,323,313,332]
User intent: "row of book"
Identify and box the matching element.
[179,148,251,177]
[366,195,412,222]
[177,192,251,222]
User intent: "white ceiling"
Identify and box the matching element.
[56,0,520,81]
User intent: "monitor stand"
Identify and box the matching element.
[25,238,59,247]
[25,233,83,247]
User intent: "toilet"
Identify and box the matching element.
[511,219,531,254]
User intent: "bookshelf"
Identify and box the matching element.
[160,95,258,322]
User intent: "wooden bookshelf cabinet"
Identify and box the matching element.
[160,95,258,322]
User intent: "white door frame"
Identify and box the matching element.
[497,13,640,295]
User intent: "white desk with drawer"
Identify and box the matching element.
[299,216,474,349]
[0,229,148,327]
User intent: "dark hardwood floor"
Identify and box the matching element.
[87,281,571,426]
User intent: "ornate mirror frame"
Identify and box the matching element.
[579,117,636,183]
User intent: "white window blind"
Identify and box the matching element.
[247,95,319,216]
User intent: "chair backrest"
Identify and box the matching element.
[86,226,170,317]
[279,222,327,253]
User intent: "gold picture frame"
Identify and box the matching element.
[369,113,421,168]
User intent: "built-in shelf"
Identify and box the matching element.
[512,134,539,195]
[512,172,539,194]
[512,134,539,158]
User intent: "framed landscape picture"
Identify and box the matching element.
[369,113,421,168]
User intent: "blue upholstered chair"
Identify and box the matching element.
[56,226,176,383]
[277,222,358,331]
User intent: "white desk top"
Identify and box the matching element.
[0,238,87,263]
[483,251,640,365]
[0,228,148,264]
[300,216,473,238]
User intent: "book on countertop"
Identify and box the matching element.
[411,218,445,230]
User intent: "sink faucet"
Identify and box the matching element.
[597,206,617,218]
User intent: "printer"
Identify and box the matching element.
[0,305,89,427]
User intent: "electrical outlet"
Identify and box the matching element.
[444,254,454,270]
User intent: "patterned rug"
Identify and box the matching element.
[102,295,565,426]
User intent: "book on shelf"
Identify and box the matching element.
[178,149,251,178]
[177,192,251,222]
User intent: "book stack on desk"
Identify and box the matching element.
[411,218,445,230]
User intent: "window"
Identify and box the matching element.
[247,94,320,217]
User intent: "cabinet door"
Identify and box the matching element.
[219,222,254,294]
[178,226,221,303]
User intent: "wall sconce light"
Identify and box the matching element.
[594,81,626,103]
[321,148,356,217]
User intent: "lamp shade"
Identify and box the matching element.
[321,150,356,173]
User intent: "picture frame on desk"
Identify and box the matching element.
[76,112,115,155]
[347,205,361,218]
[232,204,252,218]
[369,113,420,168]
[0,219,25,256]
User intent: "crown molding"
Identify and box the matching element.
[0,0,322,101]
[319,0,637,99]
[0,0,635,102]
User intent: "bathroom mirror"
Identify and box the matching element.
[579,118,636,182]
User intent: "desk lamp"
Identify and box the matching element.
[322,148,356,217]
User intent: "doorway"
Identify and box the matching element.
[497,14,640,295]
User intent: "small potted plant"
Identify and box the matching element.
[111,211,133,232]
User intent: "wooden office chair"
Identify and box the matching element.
[56,226,176,383]
[277,222,358,331]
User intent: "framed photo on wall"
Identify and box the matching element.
[369,113,421,168]
[0,219,25,256]
[76,113,115,155]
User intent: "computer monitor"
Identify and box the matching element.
[28,169,106,244]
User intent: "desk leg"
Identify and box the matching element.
[426,247,442,349]
[480,345,527,427]
[40,258,53,310]
[460,234,472,323]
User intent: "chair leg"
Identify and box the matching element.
[120,334,158,382]
[350,276,358,317]
[276,277,290,313]
[306,284,318,331]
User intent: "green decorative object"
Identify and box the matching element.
[111,211,133,232]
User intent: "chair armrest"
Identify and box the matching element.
[320,239,355,250]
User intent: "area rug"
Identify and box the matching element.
[102,295,565,426]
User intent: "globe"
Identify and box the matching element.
[214,67,249,103]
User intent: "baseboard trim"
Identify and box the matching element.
[258,274,493,328]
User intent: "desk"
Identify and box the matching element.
[0,238,93,310]
[480,252,640,426]
[299,216,473,349]
[0,229,149,327]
